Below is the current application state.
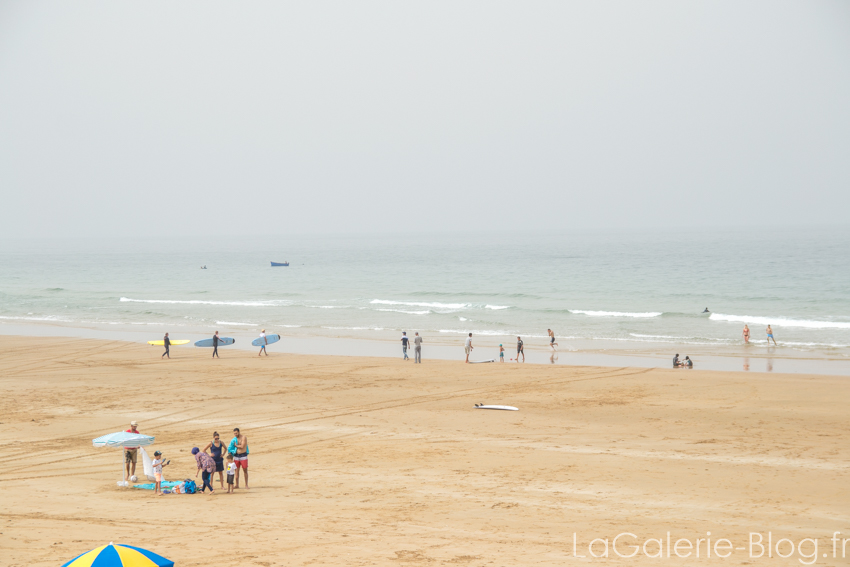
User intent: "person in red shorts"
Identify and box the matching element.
[229,427,249,489]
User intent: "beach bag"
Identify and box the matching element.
[183,479,197,494]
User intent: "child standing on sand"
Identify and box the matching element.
[152,450,169,495]
[225,453,236,493]
[499,344,504,362]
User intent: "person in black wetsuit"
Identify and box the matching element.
[212,331,221,358]
[204,431,227,489]
[162,332,171,359]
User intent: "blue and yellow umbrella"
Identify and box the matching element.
[62,543,173,567]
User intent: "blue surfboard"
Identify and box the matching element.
[194,337,235,347]
[252,334,281,347]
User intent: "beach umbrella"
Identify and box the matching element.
[93,432,155,486]
[62,543,173,567]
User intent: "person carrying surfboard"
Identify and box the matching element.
[258,329,268,356]
[212,331,221,358]
[162,333,171,359]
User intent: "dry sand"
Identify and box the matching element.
[1,336,848,566]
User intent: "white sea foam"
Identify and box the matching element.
[376,308,430,315]
[458,317,468,321]
[485,305,510,310]
[323,326,385,331]
[438,329,515,336]
[710,313,850,330]
[0,315,71,322]
[570,310,662,318]
[215,321,257,326]
[371,299,468,310]
[120,297,290,307]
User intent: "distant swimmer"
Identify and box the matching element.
[464,333,473,363]
[516,336,525,363]
[162,332,171,359]
[702,308,710,313]
[547,329,558,350]
[258,329,268,356]
[766,325,777,346]
[742,325,750,343]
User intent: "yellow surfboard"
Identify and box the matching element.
[147,339,190,346]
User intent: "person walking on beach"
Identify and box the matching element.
[464,333,473,363]
[229,427,249,489]
[204,432,227,489]
[212,331,221,358]
[766,325,777,346]
[124,421,140,480]
[258,329,268,357]
[192,447,216,494]
[401,332,410,360]
[547,329,558,350]
[516,336,525,362]
[162,332,171,359]
[742,325,750,343]
[414,332,422,363]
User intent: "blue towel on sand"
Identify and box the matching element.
[132,481,182,490]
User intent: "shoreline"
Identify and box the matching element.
[2,321,849,376]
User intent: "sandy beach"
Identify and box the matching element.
[2,335,848,566]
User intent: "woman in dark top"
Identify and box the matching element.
[203,431,227,489]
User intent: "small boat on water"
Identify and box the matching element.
[271,261,289,267]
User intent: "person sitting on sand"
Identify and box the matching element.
[192,447,216,494]
[673,354,683,368]
[684,356,693,368]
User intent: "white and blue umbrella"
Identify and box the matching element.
[93,432,155,486]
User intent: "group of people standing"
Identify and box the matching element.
[122,421,250,496]
[192,428,249,494]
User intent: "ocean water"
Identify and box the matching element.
[1,229,849,359]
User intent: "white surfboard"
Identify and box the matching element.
[469,359,495,364]
[475,405,518,411]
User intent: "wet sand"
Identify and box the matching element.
[1,336,848,566]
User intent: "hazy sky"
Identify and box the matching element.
[1,1,849,237]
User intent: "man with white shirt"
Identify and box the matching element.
[258,329,268,356]
[413,332,422,363]
[464,333,473,363]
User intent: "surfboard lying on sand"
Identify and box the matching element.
[147,340,190,346]
[469,359,495,364]
[251,334,281,347]
[194,337,235,347]
[475,405,518,411]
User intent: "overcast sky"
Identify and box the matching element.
[1,1,848,237]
